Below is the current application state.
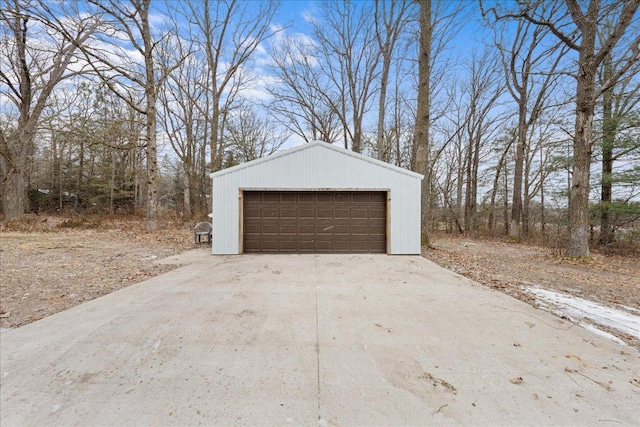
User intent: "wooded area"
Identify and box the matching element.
[1,0,639,257]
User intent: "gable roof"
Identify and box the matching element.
[210,140,424,180]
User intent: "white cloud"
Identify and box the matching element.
[301,10,316,24]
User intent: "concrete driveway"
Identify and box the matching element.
[1,253,638,426]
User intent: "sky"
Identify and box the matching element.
[4,0,636,203]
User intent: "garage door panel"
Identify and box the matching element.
[369,208,385,218]
[316,193,333,202]
[244,192,262,202]
[298,193,316,203]
[243,191,386,253]
[299,208,315,218]
[279,223,298,234]
[262,223,279,234]
[244,207,262,218]
[334,208,351,218]
[317,208,333,219]
[333,241,353,251]
[244,224,261,234]
[280,208,297,218]
[261,193,281,202]
[280,193,298,202]
[262,208,279,218]
[352,224,369,234]
[369,192,386,202]
[261,240,280,250]
[316,240,333,250]
[317,224,336,234]
[298,223,316,234]
[352,192,371,203]
[353,241,383,252]
[244,239,261,250]
[280,240,298,251]
[333,224,351,234]
[299,240,316,250]
[352,208,368,219]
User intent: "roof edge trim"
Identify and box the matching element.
[209,140,424,180]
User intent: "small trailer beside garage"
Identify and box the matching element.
[210,140,423,255]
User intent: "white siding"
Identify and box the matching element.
[211,141,423,255]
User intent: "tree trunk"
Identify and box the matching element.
[77,139,84,207]
[2,167,28,220]
[377,52,391,161]
[503,164,509,235]
[599,53,614,245]
[510,97,527,239]
[567,37,597,257]
[488,141,511,232]
[1,2,97,219]
[540,141,546,240]
[210,104,221,171]
[183,170,191,218]
[142,0,158,232]
[145,103,158,231]
[414,0,431,246]
[352,121,362,153]
[464,134,480,235]
[110,154,115,213]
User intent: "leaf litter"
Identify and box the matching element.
[0,215,197,329]
[423,234,640,350]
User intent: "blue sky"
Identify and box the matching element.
[273,0,487,52]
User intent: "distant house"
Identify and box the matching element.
[210,141,423,255]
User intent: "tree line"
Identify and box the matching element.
[1,0,639,257]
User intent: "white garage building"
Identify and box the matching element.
[210,141,423,255]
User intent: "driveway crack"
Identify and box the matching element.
[315,257,321,425]
[316,287,322,424]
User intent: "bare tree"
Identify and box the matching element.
[158,36,209,219]
[225,106,289,163]
[484,5,569,239]
[485,0,640,257]
[184,0,282,171]
[462,50,506,235]
[267,34,342,143]
[374,0,413,161]
[310,0,381,153]
[82,0,185,230]
[414,0,432,244]
[598,51,640,244]
[0,0,99,220]
[414,0,470,244]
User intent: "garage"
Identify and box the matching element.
[242,191,387,253]
[210,140,423,255]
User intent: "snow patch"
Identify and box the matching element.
[619,304,640,315]
[579,323,627,346]
[527,286,640,340]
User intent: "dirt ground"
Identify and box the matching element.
[0,215,197,329]
[422,234,640,349]
[2,216,638,349]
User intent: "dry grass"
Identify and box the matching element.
[423,232,640,349]
[0,214,200,328]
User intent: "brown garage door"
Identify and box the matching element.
[243,191,386,253]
